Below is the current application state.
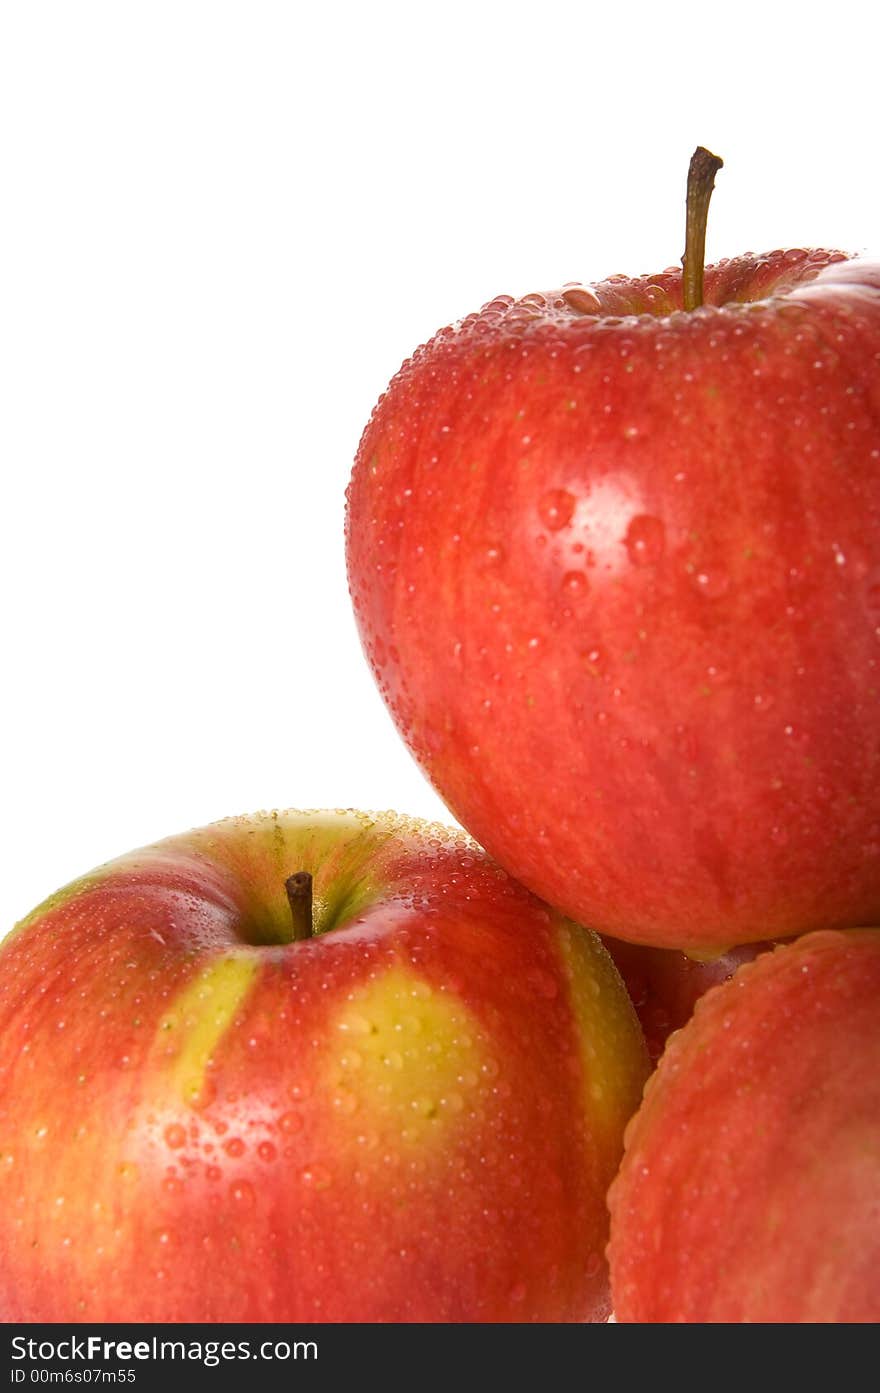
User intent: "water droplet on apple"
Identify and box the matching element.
[223,1137,246,1158]
[561,571,588,598]
[229,1180,255,1207]
[692,569,731,599]
[562,287,601,315]
[340,1012,372,1036]
[333,1090,359,1115]
[301,1164,332,1189]
[625,514,665,566]
[643,284,672,313]
[538,489,575,531]
[164,1124,186,1151]
[528,968,559,999]
[257,1141,277,1163]
[278,1111,303,1134]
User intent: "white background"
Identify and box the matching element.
[2,1,878,936]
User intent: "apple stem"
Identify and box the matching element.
[682,146,724,311]
[285,872,314,942]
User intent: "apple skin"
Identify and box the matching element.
[601,935,779,1064]
[608,929,880,1322]
[0,809,648,1323]
[346,252,880,950]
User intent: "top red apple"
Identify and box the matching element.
[346,150,880,951]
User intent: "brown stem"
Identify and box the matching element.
[682,146,723,311]
[285,871,314,942]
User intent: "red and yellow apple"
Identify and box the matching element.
[0,809,648,1322]
[608,929,880,1322]
[346,157,880,951]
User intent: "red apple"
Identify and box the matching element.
[0,809,648,1323]
[601,935,779,1064]
[608,929,880,1322]
[346,152,880,951]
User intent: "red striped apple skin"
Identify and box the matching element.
[608,929,880,1322]
[0,810,648,1323]
[346,253,880,952]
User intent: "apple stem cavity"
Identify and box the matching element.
[285,871,314,942]
[682,146,724,312]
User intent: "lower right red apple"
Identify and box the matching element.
[607,928,880,1322]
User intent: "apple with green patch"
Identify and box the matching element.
[0,809,648,1322]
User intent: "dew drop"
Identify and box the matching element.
[223,1137,246,1158]
[625,514,665,566]
[562,286,601,315]
[561,571,588,598]
[692,569,731,599]
[340,1013,372,1036]
[528,968,559,999]
[538,489,575,531]
[301,1164,332,1190]
[229,1180,255,1207]
[164,1124,186,1151]
[333,1091,359,1115]
[257,1142,277,1163]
